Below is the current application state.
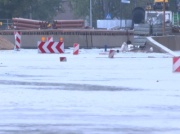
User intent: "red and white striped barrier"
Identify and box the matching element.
[14,31,21,50]
[108,50,115,58]
[173,57,180,72]
[73,43,79,55]
[47,37,53,42]
[60,57,67,62]
[38,41,64,53]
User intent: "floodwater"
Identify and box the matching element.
[0,80,180,134]
[0,49,180,134]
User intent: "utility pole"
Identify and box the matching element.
[120,2,122,28]
[134,0,137,7]
[90,0,92,28]
[163,0,166,35]
[29,5,32,19]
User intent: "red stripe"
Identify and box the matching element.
[47,42,54,53]
[16,45,19,49]
[74,43,78,47]
[16,37,21,44]
[176,67,180,72]
[56,42,64,53]
[38,42,46,53]
[173,57,180,64]
[60,57,66,61]
[173,57,180,72]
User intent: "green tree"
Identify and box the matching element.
[69,0,177,27]
[69,0,147,26]
[68,0,89,18]
[0,0,62,20]
[169,0,178,12]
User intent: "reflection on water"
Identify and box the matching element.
[0,80,180,134]
[0,80,141,91]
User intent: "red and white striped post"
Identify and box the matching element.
[173,57,180,72]
[47,36,53,43]
[108,50,115,58]
[60,57,67,62]
[73,43,79,55]
[14,31,21,51]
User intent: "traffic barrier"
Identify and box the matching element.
[47,36,53,42]
[14,31,21,50]
[38,41,64,53]
[60,57,67,62]
[173,57,180,72]
[108,50,115,58]
[73,43,79,55]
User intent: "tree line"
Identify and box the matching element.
[0,0,178,22]
[0,0,62,20]
[69,0,178,26]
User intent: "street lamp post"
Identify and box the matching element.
[134,0,137,7]
[29,5,32,19]
[163,0,166,35]
[90,0,92,27]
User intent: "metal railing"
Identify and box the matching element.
[172,12,180,26]
[0,19,13,30]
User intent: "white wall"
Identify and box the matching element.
[97,20,132,29]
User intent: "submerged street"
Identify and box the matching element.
[0,49,180,134]
[0,83,180,134]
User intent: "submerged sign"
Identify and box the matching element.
[121,0,130,3]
